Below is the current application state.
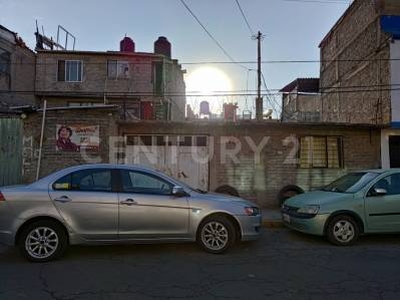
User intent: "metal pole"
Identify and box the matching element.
[256,31,263,121]
[36,100,47,181]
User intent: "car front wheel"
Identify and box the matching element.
[197,216,236,254]
[326,215,359,246]
[19,220,68,262]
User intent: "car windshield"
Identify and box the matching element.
[322,172,379,193]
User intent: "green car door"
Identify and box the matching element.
[365,173,400,232]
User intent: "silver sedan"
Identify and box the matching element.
[0,164,261,262]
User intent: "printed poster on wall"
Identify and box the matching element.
[56,125,100,152]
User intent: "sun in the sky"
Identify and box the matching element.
[186,66,233,95]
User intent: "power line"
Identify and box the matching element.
[235,0,254,35]
[7,57,400,66]
[179,0,248,70]
[2,85,400,96]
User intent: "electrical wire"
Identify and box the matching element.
[179,0,248,70]
[235,0,254,36]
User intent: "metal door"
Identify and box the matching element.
[0,118,22,186]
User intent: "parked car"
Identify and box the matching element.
[281,169,400,246]
[0,164,261,262]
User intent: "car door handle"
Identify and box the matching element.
[54,196,72,203]
[120,198,138,206]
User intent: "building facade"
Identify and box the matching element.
[35,36,186,121]
[280,78,320,122]
[319,0,400,168]
[0,25,36,110]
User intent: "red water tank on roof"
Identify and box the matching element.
[154,36,171,58]
[223,103,238,121]
[120,37,135,52]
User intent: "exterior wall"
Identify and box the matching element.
[35,51,185,120]
[282,92,321,122]
[118,122,381,207]
[320,0,393,124]
[22,107,120,183]
[0,27,36,107]
[390,40,400,125]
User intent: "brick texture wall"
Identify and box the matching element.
[118,121,381,207]
[22,107,120,183]
[35,51,185,120]
[319,0,399,124]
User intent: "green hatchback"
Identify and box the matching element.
[281,169,400,245]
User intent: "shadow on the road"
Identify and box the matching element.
[281,228,400,247]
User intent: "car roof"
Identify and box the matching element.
[350,169,400,174]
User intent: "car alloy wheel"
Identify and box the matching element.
[197,216,235,254]
[19,220,68,262]
[25,227,59,260]
[327,215,359,246]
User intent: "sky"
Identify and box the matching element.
[0,0,352,117]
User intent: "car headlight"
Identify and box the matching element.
[244,206,260,216]
[297,205,320,215]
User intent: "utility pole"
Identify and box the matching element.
[256,31,263,121]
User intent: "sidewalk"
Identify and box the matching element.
[261,208,283,228]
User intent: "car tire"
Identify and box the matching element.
[278,185,304,206]
[19,220,68,262]
[326,215,359,246]
[197,216,236,254]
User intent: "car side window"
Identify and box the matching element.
[121,170,172,195]
[53,169,112,192]
[370,174,400,196]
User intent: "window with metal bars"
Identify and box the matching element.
[299,136,343,169]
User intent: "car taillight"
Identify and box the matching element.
[0,192,5,201]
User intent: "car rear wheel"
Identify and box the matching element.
[197,216,236,254]
[19,220,68,262]
[326,215,359,246]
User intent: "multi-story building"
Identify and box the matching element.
[280,78,320,122]
[319,0,400,167]
[0,24,36,110]
[35,36,186,121]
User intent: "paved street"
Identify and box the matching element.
[1,228,400,300]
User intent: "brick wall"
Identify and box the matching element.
[35,51,185,120]
[22,107,120,183]
[319,0,396,124]
[118,121,381,207]
[0,33,36,106]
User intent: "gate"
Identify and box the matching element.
[124,135,209,190]
[0,118,23,186]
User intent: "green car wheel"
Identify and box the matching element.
[327,215,359,246]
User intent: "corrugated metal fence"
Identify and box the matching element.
[0,118,23,186]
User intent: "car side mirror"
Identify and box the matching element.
[172,186,187,197]
[372,187,387,196]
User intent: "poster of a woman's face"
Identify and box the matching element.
[56,126,79,151]
[56,125,100,152]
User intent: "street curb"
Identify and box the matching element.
[262,219,284,228]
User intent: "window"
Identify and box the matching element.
[0,48,11,75]
[371,174,400,196]
[121,170,172,195]
[153,62,163,95]
[299,136,343,169]
[53,169,112,192]
[107,60,130,79]
[58,60,83,82]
